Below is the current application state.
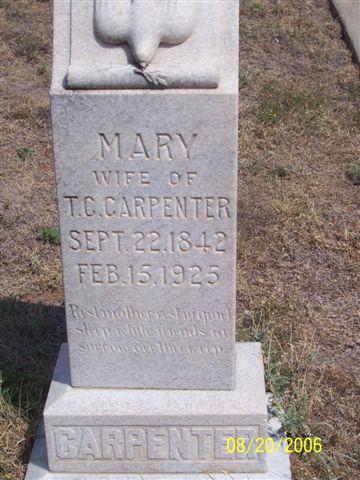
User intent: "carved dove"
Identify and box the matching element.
[94,0,198,68]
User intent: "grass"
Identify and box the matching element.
[36,63,47,75]
[0,0,359,479]
[345,82,360,102]
[269,164,293,178]
[14,33,48,62]
[253,83,325,127]
[250,1,268,18]
[0,299,65,480]
[238,1,359,478]
[239,68,253,89]
[38,227,60,246]
[16,147,34,162]
[345,163,360,185]
[239,297,315,436]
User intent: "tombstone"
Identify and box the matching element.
[25,1,291,478]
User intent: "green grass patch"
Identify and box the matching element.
[243,159,263,175]
[38,227,60,246]
[36,63,47,75]
[344,82,360,102]
[240,298,315,437]
[239,69,253,89]
[269,164,293,178]
[16,147,34,162]
[14,33,48,62]
[254,83,324,126]
[345,163,360,185]
[250,1,267,17]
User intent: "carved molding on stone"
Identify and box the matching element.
[66,0,219,90]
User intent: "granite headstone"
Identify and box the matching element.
[53,0,238,391]
[23,1,282,478]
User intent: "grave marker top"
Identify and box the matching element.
[52,0,238,91]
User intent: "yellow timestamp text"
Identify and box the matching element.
[226,436,323,455]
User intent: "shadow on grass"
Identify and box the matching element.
[0,297,65,464]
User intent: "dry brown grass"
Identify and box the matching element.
[0,2,63,478]
[0,0,61,302]
[238,1,359,478]
[0,0,359,479]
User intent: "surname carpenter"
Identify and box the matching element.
[54,426,258,461]
[64,195,231,220]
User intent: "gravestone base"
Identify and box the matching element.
[26,428,292,480]
[25,427,291,480]
[38,343,270,476]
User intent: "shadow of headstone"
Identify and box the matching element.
[0,298,65,464]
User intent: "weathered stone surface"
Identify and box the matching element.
[94,0,198,67]
[331,0,360,63]
[67,64,219,89]
[43,343,267,474]
[52,0,239,389]
[64,0,230,89]
[27,426,292,480]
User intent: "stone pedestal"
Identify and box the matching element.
[44,343,266,475]
[26,428,292,480]
[25,343,294,479]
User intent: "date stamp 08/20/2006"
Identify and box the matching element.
[226,436,323,455]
